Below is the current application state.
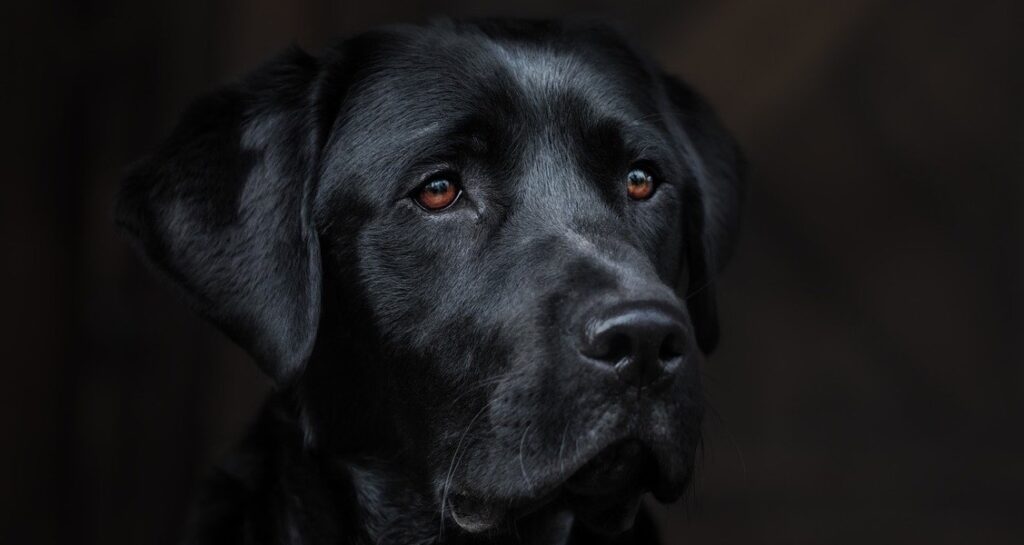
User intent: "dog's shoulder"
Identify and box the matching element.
[179,400,358,545]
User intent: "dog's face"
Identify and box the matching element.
[118,20,743,536]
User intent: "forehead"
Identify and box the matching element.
[380,25,655,116]
[344,27,659,134]
[327,25,668,173]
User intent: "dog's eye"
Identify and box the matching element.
[415,176,462,211]
[626,167,655,200]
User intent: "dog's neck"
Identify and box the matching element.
[187,395,584,545]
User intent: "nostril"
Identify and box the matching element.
[582,327,634,364]
[602,333,633,364]
[658,334,683,362]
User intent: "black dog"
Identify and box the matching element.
[117,18,744,545]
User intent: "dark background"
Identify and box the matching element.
[3,1,1021,543]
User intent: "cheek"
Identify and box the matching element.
[627,207,683,285]
[355,217,485,348]
[656,214,685,284]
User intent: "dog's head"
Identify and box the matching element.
[117,19,744,536]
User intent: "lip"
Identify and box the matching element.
[563,439,654,496]
[446,438,674,534]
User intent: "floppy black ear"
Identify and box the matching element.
[116,47,334,382]
[662,75,746,354]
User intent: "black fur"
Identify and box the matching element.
[117,18,745,545]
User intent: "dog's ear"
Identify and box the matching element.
[116,47,340,382]
[661,75,746,354]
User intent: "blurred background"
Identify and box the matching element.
[3,1,1021,543]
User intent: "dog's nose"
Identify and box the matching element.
[579,303,687,387]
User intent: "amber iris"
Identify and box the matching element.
[626,168,655,200]
[416,178,460,210]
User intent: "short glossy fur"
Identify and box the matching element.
[117,18,744,545]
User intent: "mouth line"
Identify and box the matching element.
[446,438,661,533]
[563,439,654,496]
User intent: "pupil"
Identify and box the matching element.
[629,170,648,186]
[428,180,449,193]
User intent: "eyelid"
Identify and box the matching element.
[630,159,661,177]
[393,162,458,202]
[414,181,462,211]
[406,168,462,198]
[407,169,468,213]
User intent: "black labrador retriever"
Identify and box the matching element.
[117,18,744,545]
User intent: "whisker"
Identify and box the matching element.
[703,396,747,482]
[556,421,570,478]
[683,278,714,301]
[444,368,527,411]
[438,397,495,539]
[518,422,535,492]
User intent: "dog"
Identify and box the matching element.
[116,18,744,545]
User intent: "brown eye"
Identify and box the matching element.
[626,167,655,200]
[415,176,461,211]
